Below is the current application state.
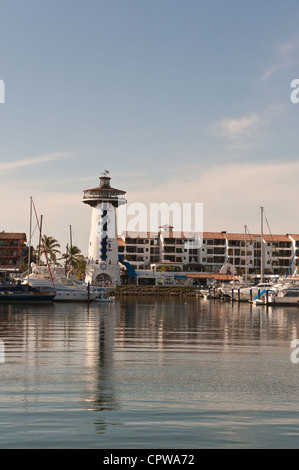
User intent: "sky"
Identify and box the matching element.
[1,0,299,255]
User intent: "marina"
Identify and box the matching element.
[1,0,299,453]
[1,296,299,449]
[0,177,297,449]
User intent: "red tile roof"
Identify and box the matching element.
[202,232,226,240]
[263,234,291,242]
[223,233,257,242]
[118,231,299,244]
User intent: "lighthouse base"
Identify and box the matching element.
[85,263,121,287]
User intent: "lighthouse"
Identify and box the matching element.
[83,171,126,286]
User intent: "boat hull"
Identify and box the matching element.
[268,296,299,306]
[22,279,100,302]
[0,293,55,303]
[95,297,115,303]
[53,292,99,302]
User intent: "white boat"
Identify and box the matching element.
[226,282,278,301]
[268,288,299,306]
[95,295,115,303]
[21,264,100,302]
[22,278,99,302]
[31,265,116,294]
[251,298,266,305]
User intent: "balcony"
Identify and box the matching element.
[272,242,292,249]
[163,256,176,262]
[213,256,225,264]
[83,192,126,207]
[214,248,226,255]
[164,247,176,254]
[272,251,292,258]
[205,239,225,245]
[163,239,176,245]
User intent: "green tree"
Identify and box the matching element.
[37,235,61,264]
[75,256,87,280]
[61,245,87,278]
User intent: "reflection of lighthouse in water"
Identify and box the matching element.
[83,171,126,286]
[83,302,121,425]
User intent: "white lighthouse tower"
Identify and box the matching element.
[83,171,126,286]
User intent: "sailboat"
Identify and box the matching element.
[226,209,279,302]
[0,198,55,304]
[22,217,101,302]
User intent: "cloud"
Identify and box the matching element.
[211,104,285,140]
[2,159,299,255]
[126,160,299,235]
[261,38,299,81]
[212,113,262,139]
[0,151,73,172]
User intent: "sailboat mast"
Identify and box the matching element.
[65,243,68,274]
[245,225,248,287]
[69,225,73,268]
[261,207,264,283]
[27,196,32,284]
[37,214,43,265]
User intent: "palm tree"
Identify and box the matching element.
[61,244,84,268]
[74,256,87,280]
[61,244,87,278]
[37,235,61,264]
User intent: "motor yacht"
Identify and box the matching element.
[268,288,299,306]
[21,265,100,302]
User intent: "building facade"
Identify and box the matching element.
[118,227,299,277]
[0,232,27,274]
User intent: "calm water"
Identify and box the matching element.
[1,296,299,449]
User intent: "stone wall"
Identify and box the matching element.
[113,286,198,297]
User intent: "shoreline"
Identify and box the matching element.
[113,285,199,297]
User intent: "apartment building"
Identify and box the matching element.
[263,234,293,275]
[117,231,156,270]
[118,227,299,276]
[199,232,227,271]
[0,232,27,274]
[289,235,299,273]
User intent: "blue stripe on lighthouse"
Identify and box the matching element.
[100,208,108,261]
